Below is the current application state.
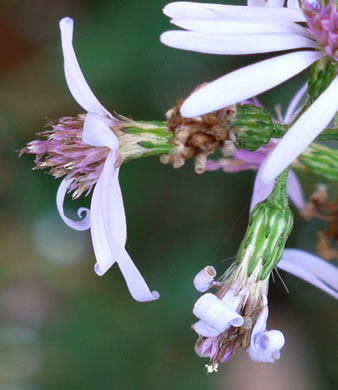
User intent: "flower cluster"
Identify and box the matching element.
[161,0,338,182]
[20,0,338,375]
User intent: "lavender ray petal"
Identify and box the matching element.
[278,249,338,299]
[56,177,91,231]
[83,113,119,150]
[193,320,221,337]
[181,51,322,117]
[255,330,285,353]
[262,76,338,183]
[117,249,160,302]
[193,293,244,332]
[91,151,125,276]
[193,266,217,292]
[59,18,114,119]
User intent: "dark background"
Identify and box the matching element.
[0,1,336,389]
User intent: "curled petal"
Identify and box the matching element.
[56,178,91,231]
[117,249,160,302]
[180,50,322,117]
[193,320,221,337]
[59,18,114,119]
[255,330,285,353]
[161,31,317,55]
[83,113,119,150]
[278,249,338,299]
[193,265,217,292]
[91,151,158,301]
[248,306,284,363]
[193,293,244,332]
[247,345,281,363]
[262,76,338,183]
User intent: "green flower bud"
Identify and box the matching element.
[236,170,294,280]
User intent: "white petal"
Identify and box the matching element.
[161,31,318,55]
[266,0,285,7]
[193,266,217,292]
[247,0,268,6]
[91,151,126,276]
[193,320,221,337]
[287,0,301,9]
[193,293,244,332]
[117,249,160,302]
[59,18,114,118]
[181,50,322,117]
[56,177,91,231]
[83,112,119,150]
[278,249,338,299]
[255,330,285,353]
[247,345,281,362]
[262,76,338,183]
[169,18,309,36]
[283,82,308,124]
[163,2,305,22]
[287,170,305,210]
[251,306,268,338]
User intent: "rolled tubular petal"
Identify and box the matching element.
[248,306,284,363]
[161,31,318,55]
[91,151,126,276]
[180,50,322,117]
[262,76,338,183]
[193,265,217,292]
[83,113,119,150]
[163,2,305,22]
[193,320,222,337]
[59,18,114,118]
[255,330,285,353]
[117,249,160,302]
[56,177,91,231]
[169,18,309,36]
[193,293,244,332]
[278,249,338,299]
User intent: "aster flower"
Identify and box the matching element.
[161,0,338,182]
[190,167,338,371]
[24,18,159,302]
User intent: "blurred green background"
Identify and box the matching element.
[0,1,336,389]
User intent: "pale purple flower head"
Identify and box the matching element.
[22,17,159,303]
[23,116,110,198]
[302,0,338,60]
